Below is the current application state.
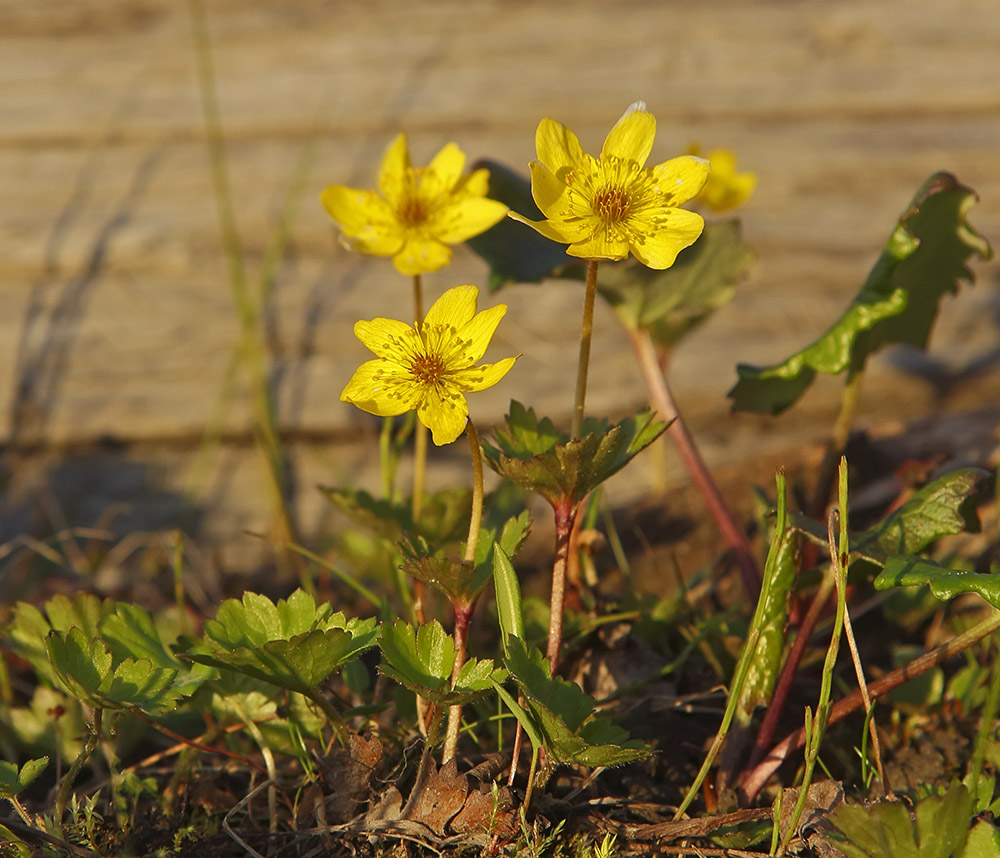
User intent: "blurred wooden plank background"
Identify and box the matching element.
[2,0,998,574]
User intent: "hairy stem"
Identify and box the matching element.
[547,500,579,673]
[571,260,600,438]
[54,707,103,837]
[629,327,759,598]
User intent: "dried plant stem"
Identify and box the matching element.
[571,260,600,438]
[444,421,485,761]
[403,703,443,818]
[547,500,579,673]
[629,327,759,598]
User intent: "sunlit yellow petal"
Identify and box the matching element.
[651,155,710,206]
[452,356,518,392]
[507,211,588,244]
[419,385,469,446]
[601,102,655,166]
[455,303,507,363]
[629,208,704,269]
[341,359,422,417]
[424,284,478,331]
[527,160,569,217]
[535,117,586,177]
[458,167,491,197]
[354,317,420,360]
[320,186,405,254]
[391,235,452,275]
[566,231,630,261]
[429,196,509,243]
[421,142,466,200]
[377,133,411,203]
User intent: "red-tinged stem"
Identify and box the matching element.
[572,260,600,439]
[548,499,579,673]
[629,327,760,600]
[739,607,1000,805]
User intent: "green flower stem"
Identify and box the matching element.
[444,420,485,761]
[54,707,103,838]
[629,327,759,598]
[571,259,600,438]
[740,605,1000,805]
[411,273,428,625]
[547,499,580,673]
[809,367,863,516]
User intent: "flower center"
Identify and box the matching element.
[409,352,446,385]
[397,194,428,227]
[593,185,631,224]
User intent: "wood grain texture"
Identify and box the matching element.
[2,0,997,569]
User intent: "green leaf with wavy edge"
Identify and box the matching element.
[730,172,992,415]
[875,557,1000,610]
[793,468,987,572]
[483,402,666,508]
[825,782,973,858]
[378,619,506,705]
[401,511,532,609]
[465,158,582,291]
[599,219,755,348]
[0,757,49,800]
[502,637,648,767]
[184,624,378,695]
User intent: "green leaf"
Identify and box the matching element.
[730,173,991,415]
[185,625,377,695]
[45,627,112,700]
[501,637,648,767]
[102,658,185,715]
[599,220,754,348]
[0,757,49,800]
[961,819,1000,858]
[100,602,182,669]
[465,159,581,290]
[322,486,472,546]
[493,544,525,657]
[483,403,666,508]
[875,557,1000,610]
[378,619,505,705]
[826,783,973,858]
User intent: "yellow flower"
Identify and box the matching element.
[508,102,709,269]
[321,134,509,276]
[687,145,757,212]
[341,285,517,445]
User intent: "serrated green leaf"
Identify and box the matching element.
[875,557,1000,609]
[186,622,379,695]
[0,757,49,799]
[45,628,112,700]
[100,603,181,669]
[731,173,991,415]
[103,658,184,714]
[483,404,666,507]
[961,819,1000,858]
[599,220,754,347]
[465,159,581,291]
[378,619,504,705]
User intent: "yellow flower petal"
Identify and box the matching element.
[526,160,570,218]
[601,102,655,166]
[377,133,411,203]
[651,155,710,206]
[458,167,491,197]
[535,117,586,177]
[629,208,704,269]
[354,317,420,360]
[418,385,469,446]
[320,186,405,254]
[452,356,518,392]
[507,210,589,244]
[341,359,422,417]
[424,284,478,331]
[565,231,630,262]
[392,235,453,276]
[455,303,507,363]
[428,196,509,243]
[421,142,466,199]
